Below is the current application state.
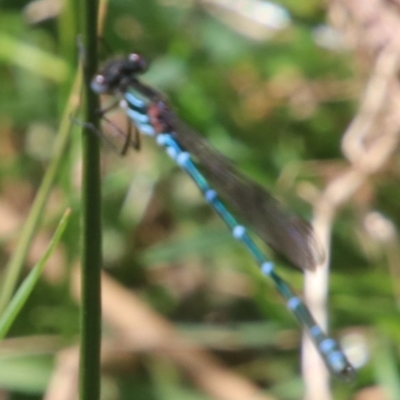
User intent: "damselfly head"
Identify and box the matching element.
[91,53,148,94]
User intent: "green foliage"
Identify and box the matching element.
[0,1,399,399]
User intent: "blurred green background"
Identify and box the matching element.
[0,0,399,399]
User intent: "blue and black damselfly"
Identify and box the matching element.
[91,53,355,380]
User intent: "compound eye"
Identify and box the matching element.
[91,74,107,93]
[128,53,147,73]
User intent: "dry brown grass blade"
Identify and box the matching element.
[58,266,277,400]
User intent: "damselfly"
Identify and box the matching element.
[91,53,355,380]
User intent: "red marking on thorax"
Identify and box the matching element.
[147,101,171,134]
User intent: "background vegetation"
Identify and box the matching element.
[0,0,399,399]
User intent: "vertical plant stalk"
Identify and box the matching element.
[79,0,102,399]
